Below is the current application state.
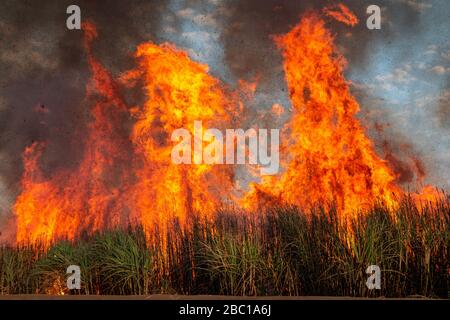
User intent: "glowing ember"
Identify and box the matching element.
[45,277,67,295]
[324,3,359,26]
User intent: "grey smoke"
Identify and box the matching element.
[0,0,448,239]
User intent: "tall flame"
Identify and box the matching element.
[126,42,234,235]
[12,6,444,246]
[244,12,400,218]
[14,22,132,245]
[13,23,234,246]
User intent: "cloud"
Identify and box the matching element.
[396,0,432,13]
[430,65,448,75]
[182,30,218,42]
[176,8,196,19]
[176,7,221,28]
[435,89,450,129]
[442,50,450,62]
[375,66,417,91]
[162,26,177,34]
[193,14,218,28]
[424,44,438,56]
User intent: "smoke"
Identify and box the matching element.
[0,0,448,238]
[218,0,442,189]
[216,0,429,125]
[219,0,426,80]
[436,78,450,130]
[0,0,169,236]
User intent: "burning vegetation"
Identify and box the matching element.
[0,4,448,298]
[243,11,400,219]
[8,6,447,249]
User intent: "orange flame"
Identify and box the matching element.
[244,11,400,219]
[126,42,234,235]
[412,185,445,210]
[324,3,359,26]
[14,22,132,246]
[13,23,234,246]
[12,6,444,246]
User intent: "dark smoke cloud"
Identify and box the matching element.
[0,0,168,227]
[220,0,425,82]
[351,81,435,187]
[219,0,434,187]
[0,0,446,232]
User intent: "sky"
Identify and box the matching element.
[0,0,448,227]
[156,0,449,189]
[347,0,449,189]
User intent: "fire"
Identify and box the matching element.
[14,22,234,246]
[14,22,132,246]
[243,11,400,219]
[45,277,67,295]
[12,6,444,246]
[323,4,359,26]
[412,185,445,210]
[125,42,234,235]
